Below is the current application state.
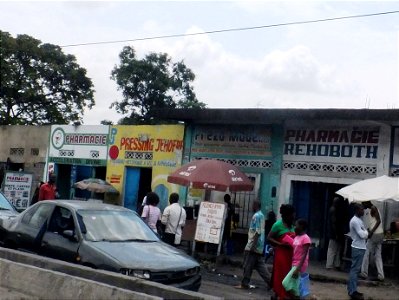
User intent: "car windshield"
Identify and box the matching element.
[0,193,15,211]
[77,209,158,242]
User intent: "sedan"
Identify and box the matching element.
[0,192,19,241]
[1,200,201,291]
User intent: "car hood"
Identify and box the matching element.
[88,240,199,271]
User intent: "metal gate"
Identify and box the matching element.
[231,173,261,231]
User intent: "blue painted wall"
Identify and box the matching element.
[182,124,284,216]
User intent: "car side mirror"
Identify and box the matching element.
[62,230,78,242]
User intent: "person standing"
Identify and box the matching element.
[282,219,311,298]
[326,197,345,270]
[161,193,186,246]
[268,204,296,300]
[360,201,384,281]
[235,200,271,290]
[347,203,368,300]
[30,181,44,206]
[222,194,235,253]
[141,192,161,234]
[38,173,57,201]
[264,211,276,262]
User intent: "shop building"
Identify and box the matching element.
[158,108,398,254]
[48,125,109,199]
[106,125,185,211]
[280,118,391,259]
[0,125,50,208]
[157,109,285,240]
[182,124,284,233]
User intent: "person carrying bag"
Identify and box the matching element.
[161,193,187,246]
[141,192,162,235]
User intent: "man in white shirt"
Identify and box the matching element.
[360,201,384,281]
[161,193,186,246]
[347,203,368,300]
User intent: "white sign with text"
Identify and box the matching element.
[2,172,33,210]
[194,202,226,244]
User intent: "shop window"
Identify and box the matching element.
[31,148,39,156]
[9,148,24,156]
[28,204,53,228]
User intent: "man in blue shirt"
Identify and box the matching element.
[347,203,368,300]
[235,200,271,289]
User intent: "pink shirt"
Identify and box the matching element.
[292,233,311,273]
[141,205,161,233]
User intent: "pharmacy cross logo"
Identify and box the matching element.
[51,128,65,150]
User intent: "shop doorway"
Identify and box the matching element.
[290,181,349,261]
[123,167,152,212]
[56,164,72,199]
[55,165,107,200]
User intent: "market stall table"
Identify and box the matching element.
[343,235,399,278]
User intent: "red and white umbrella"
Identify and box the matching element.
[167,159,254,192]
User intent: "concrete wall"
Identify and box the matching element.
[0,247,219,300]
[0,125,51,194]
[0,258,159,300]
[0,125,50,164]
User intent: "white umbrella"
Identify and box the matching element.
[336,175,399,203]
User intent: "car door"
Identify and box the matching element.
[40,205,81,263]
[14,203,54,251]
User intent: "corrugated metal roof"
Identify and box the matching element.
[154,108,399,124]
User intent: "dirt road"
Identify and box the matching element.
[200,267,399,300]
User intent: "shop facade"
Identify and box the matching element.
[279,119,391,259]
[0,125,50,209]
[387,125,399,228]
[182,124,284,233]
[106,125,185,212]
[48,125,109,199]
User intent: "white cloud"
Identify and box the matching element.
[0,1,397,124]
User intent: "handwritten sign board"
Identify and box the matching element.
[192,125,272,157]
[194,202,226,244]
[2,171,33,210]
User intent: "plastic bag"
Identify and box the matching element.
[282,267,300,296]
[299,273,310,298]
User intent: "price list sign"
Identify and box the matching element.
[194,202,226,244]
[2,172,33,210]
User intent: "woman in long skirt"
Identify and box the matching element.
[268,204,296,300]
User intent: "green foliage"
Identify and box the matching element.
[0,31,95,125]
[100,119,113,125]
[111,46,206,124]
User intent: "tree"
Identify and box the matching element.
[0,31,95,125]
[100,119,113,125]
[111,46,206,124]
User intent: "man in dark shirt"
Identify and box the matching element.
[326,197,345,270]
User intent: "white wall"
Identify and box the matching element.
[278,120,391,208]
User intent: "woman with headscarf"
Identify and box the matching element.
[268,204,296,300]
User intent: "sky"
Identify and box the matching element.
[1,1,398,124]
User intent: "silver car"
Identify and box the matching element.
[1,200,201,291]
[0,192,19,240]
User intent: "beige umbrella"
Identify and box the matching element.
[73,178,119,194]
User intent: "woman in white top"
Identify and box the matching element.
[141,192,161,233]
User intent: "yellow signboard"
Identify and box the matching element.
[106,125,185,209]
